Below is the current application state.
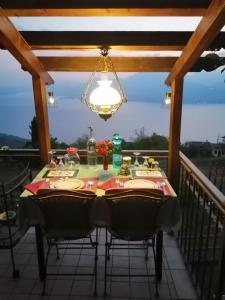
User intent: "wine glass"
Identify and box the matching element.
[142,156,149,168]
[57,156,65,170]
[133,152,141,167]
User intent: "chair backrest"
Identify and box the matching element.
[104,189,165,241]
[31,190,96,239]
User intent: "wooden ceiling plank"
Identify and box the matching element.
[4,8,206,17]
[0,8,53,84]
[38,56,177,72]
[19,31,225,51]
[165,0,225,85]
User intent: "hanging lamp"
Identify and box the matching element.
[81,47,127,121]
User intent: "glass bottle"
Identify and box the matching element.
[87,126,97,167]
[112,133,123,169]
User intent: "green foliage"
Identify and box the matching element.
[71,134,89,148]
[124,128,168,150]
[28,116,39,148]
[50,136,69,149]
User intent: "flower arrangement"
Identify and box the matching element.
[96,140,113,157]
[67,147,78,154]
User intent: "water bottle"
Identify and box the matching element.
[112,133,123,169]
[87,126,97,167]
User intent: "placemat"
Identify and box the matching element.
[25,178,98,194]
[98,177,172,196]
[42,169,79,178]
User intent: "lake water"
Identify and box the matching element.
[0,98,225,144]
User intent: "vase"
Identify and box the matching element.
[103,156,109,171]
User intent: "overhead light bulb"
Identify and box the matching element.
[90,80,121,106]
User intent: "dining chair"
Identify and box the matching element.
[103,188,165,297]
[0,162,32,278]
[31,189,98,296]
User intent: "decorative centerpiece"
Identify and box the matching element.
[64,147,80,169]
[96,140,113,170]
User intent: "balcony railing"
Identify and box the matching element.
[1,149,225,299]
[179,152,225,300]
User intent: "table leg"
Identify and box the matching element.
[35,224,45,281]
[156,230,163,281]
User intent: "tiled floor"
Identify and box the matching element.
[0,227,197,300]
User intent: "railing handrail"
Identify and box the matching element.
[0,148,169,157]
[180,151,225,213]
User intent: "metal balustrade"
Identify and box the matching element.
[179,152,225,300]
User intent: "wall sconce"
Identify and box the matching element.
[81,47,127,121]
[163,90,171,108]
[47,91,57,108]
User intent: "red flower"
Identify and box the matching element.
[108,141,113,148]
[96,139,113,157]
[67,147,77,154]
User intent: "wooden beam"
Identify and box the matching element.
[166,0,225,85]
[3,8,206,17]
[32,77,51,166]
[38,56,210,72]
[20,31,225,51]
[167,78,184,192]
[1,0,210,16]
[0,7,53,85]
[38,57,177,72]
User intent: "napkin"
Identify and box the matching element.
[24,180,46,194]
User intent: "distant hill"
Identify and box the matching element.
[0,133,29,149]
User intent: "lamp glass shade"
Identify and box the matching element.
[90,80,121,106]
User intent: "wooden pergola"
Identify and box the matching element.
[0,0,224,191]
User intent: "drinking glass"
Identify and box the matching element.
[57,156,65,170]
[133,152,141,167]
[142,156,149,168]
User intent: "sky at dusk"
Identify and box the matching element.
[0,44,225,144]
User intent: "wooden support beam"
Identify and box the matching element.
[167,78,184,192]
[3,8,206,17]
[0,7,53,85]
[166,0,225,85]
[38,57,177,72]
[32,77,51,166]
[1,0,210,16]
[20,31,225,51]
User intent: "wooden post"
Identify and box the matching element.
[168,77,184,192]
[32,76,51,166]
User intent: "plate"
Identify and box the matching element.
[124,179,157,189]
[47,170,75,177]
[54,178,84,190]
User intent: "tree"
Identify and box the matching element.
[29,116,39,148]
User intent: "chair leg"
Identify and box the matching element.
[152,240,159,298]
[55,243,60,260]
[42,243,51,296]
[107,235,112,260]
[143,239,149,261]
[104,228,108,297]
[93,227,98,297]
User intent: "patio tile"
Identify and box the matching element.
[0,229,198,299]
[51,279,73,295]
[71,280,93,296]
[164,247,186,269]
[171,269,198,299]
[113,256,129,268]
[13,278,36,294]
[130,282,150,298]
[0,277,17,293]
[110,281,131,298]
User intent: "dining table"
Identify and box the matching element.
[20,164,180,282]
